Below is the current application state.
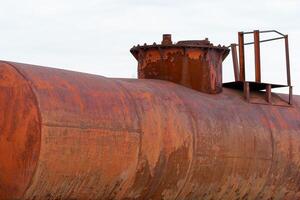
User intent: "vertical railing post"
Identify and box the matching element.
[289,86,293,105]
[238,32,245,82]
[285,35,291,86]
[266,84,271,103]
[285,35,292,105]
[254,30,261,82]
[231,44,239,81]
[244,82,250,102]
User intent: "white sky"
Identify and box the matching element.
[0,0,299,94]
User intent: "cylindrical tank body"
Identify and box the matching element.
[0,61,300,200]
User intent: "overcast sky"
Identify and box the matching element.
[0,0,299,94]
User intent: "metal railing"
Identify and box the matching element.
[229,30,292,104]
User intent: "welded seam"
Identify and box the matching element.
[253,105,275,200]
[224,98,274,200]
[174,93,197,200]
[112,79,143,198]
[216,94,256,200]
[200,97,231,200]
[2,61,43,199]
[42,122,141,133]
[139,80,197,200]
[194,154,273,161]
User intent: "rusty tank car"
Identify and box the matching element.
[0,30,300,200]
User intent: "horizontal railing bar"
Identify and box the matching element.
[244,36,285,45]
[243,31,254,34]
[260,30,286,37]
[240,30,286,37]
[228,36,285,48]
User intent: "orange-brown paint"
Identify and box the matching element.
[131,35,229,94]
[0,62,41,199]
[0,60,300,199]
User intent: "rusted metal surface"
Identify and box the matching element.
[244,82,250,102]
[224,81,291,106]
[228,30,293,105]
[1,60,300,200]
[230,43,239,81]
[130,34,229,94]
[161,34,173,45]
[238,32,245,81]
[237,30,289,84]
[0,62,41,200]
[285,35,291,86]
[266,84,271,103]
[254,30,261,83]
[236,30,290,85]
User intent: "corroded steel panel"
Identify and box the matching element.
[0,61,300,200]
[0,62,41,199]
[130,35,229,94]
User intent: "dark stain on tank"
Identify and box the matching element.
[125,145,190,200]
